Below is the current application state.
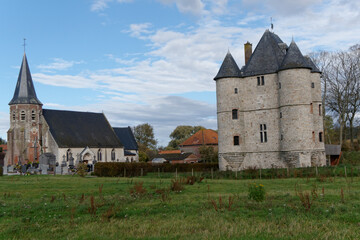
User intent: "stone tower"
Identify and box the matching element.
[214,30,326,171]
[7,54,43,165]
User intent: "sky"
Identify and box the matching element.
[1,0,360,147]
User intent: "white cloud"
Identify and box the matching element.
[158,0,205,15]
[0,112,9,141]
[91,0,113,12]
[37,58,84,72]
[127,23,153,39]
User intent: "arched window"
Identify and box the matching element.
[21,110,25,121]
[31,110,36,121]
[111,149,115,161]
[232,109,238,120]
[66,149,72,162]
[12,111,16,121]
[97,149,102,161]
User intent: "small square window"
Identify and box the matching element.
[261,76,264,85]
[257,77,260,85]
[311,82,315,88]
[257,76,265,86]
[279,82,281,89]
[234,88,238,94]
[280,112,282,118]
[232,109,238,120]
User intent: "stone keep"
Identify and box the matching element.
[214,30,326,171]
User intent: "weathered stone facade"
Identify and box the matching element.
[215,30,326,171]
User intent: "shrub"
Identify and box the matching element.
[76,163,88,177]
[129,182,147,198]
[170,179,184,192]
[0,166,3,176]
[248,183,265,202]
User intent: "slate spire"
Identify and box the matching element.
[214,51,241,80]
[279,41,312,71]
[9,54,42,105]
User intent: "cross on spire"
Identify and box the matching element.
[23,38,26,53]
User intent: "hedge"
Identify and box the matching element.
[94,162,219,177]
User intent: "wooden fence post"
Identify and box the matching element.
[287,167,289,178]
[176,168,178,179]
[344,166,347,178]
[235,170,237,179]
[260,168,262,179]
[211,168,214,180]
[158,168,160,178]
[141,168,143,177]
[315,166,318,177]
[124,168,126,178]
[192,168,194,177]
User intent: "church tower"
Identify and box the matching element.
[7,54,42,165]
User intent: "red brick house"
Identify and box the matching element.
[179,129,218,161]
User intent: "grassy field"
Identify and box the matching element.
[0,174,359,239]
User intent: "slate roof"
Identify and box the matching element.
[42,109,123,148]
[214,51,242,80]
[180,129,218,146]
[154,152,193,161]
[242,30,286,77]
[325,144,341,156]
[9,54,42,105]
[278,41,312,71]
[304,56,322,73]
[113,127,138,151]
[214,30,321,79]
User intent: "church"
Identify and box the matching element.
[5,54,138,170]
[214,30,326,171]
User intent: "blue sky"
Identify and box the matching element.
[1,0,360,146]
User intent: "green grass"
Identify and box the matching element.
[0,175,359,239]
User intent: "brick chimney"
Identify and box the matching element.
[244,41,252,65]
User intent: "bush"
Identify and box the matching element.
[94,162,218,177]
[0,166,3,176]
[248,183,265,202]
[76,163,88,177]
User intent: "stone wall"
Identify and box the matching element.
[216,68,326,171]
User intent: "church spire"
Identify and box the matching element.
[9,54,42,105]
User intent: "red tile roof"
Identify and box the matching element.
[180,129,218,146]
[0,144,7,151]
[158,150,181,154]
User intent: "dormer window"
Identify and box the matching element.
[257,76,265,86]
[20,111,25,121]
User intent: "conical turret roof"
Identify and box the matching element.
[242,30,286,77]
[9,54,42,105]
[279,41,312,71]
[214,51,241,80]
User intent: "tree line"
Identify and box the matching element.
[310,44,360,150]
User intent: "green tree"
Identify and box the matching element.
[133,123,157,152]
[199,146,218,163]
[167,125,204,149]
[0,137,6,145]
[133,123,157,162]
